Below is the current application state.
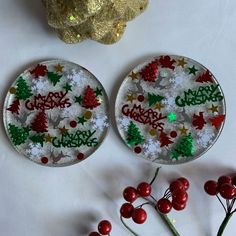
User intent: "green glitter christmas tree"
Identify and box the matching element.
[171,133,194,160]
[126,121,145,147]
[8,124,30,145]
[47,71,62,86]
[15,77,32,100]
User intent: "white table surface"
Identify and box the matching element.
[0,0,236,235]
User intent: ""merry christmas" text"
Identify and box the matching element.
[122,104,166,131]
[25,91,71,111]
[175,85,224,107]
[52,130,98,148]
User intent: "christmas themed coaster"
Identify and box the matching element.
[3,60,109,167]
[115,55,226,164]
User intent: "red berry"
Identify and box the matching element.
[218,176,232,186]
[98,220,112,235]
[89,232,100,236]
[172,189,188,204]
[219,183,235,199]
[132,208,147,224]
[172,201,186,211]
[204,180,218,196]
[120,203,134,218]
[177,177,190,190]
[137,182,152,197]
[157,198,172,214]
[123,187,138,203]
[169,180,184,193]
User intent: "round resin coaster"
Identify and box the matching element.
[115,55,226,164]
[4,60,109,167]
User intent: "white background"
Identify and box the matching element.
[0,0,236,235]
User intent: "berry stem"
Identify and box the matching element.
[229,198,236,212]
[120,215,139,236]
[217,212,233,236]
[155,206,181,236]
[216,195,227,213]
[150,167,161,185]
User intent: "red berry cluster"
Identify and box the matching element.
[157,178,190,214]
[120,182,151,224]
[204,175,236,199]
[204,175,236,236]
[88,220,112,236]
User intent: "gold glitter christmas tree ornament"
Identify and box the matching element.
[42,0,148,44]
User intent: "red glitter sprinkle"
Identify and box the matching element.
[41,157,48,164]
[70,120,77,128]
[77,153,85,160]
[170,131,177,138]
[134,146,142,154]
[138,95,145,102]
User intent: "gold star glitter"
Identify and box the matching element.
[209,104,218,113]
[177,58,187,68]
[59,126,69,134]
[97,97,103,104]
[44,134,53,143]
[129,71,138,81]
[127,94,136,103]
[155,103,165,111]
[54,64,64,73]
[179,126,188,135]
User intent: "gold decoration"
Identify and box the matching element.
[44,134,53,142]
[84,111,93,120]
[127,94,136,103]
[179,126,188,135]
[209,104,218,113]
[177,58,187,68]
[129,71,138,81]
[59,126,69,134]
[42,0,148,44]
[9,87,16,94]
[54,64,64,73]
[149,129,157,136]
[154,102,164,111]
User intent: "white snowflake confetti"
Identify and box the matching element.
[143,139,162,157]
[61,104,78,117]
[65,69,88,86]
[163,97,176,110]
[32,78,48,92]
[118,116,131,131]
[197,126,215,148]
[91,115,109,131]
[26,143,44,158]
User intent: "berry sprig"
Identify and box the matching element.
[204,175,236,236]
[119,168,190,236]
[88,220,112,236]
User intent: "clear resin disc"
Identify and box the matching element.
[4,60,109,167]
[115,55,226,164]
